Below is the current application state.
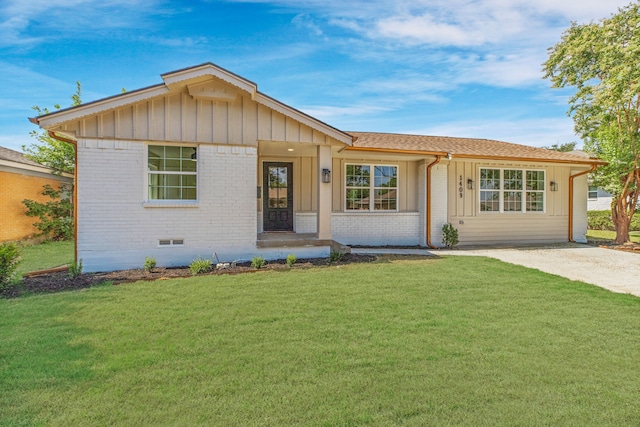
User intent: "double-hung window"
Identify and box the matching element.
[346,164,398,211]
[147,145,197,200]
[480,168,545,213]
[588,185,598,199]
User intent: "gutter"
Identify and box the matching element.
[48,130,79,264]
[426,155,442,249]
[568,165,597,242]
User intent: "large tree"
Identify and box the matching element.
[22,82,82,175]
[543,2,640,244]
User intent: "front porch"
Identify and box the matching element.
[257,232,350,253]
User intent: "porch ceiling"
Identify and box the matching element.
[258,140,339,158]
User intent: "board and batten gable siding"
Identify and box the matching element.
[50,83,344,147]
[76,138,258,272]
[447,159,582,245]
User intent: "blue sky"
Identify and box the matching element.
[0,0,632,152]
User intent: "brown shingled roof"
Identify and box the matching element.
[347,132,604,165]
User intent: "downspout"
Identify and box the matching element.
[568,165,597,242]
[426,155,442,249]
[48,130,78,263]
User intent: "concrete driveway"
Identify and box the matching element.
[352,243,640,297]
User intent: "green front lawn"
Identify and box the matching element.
[2,256,639,425]
[15,240,74,276]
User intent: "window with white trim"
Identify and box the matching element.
[345,164,398,211]
[588,185,598,199]
[147,145,197,200]
[480,168,545,212]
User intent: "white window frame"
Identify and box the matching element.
[144,143,198,203]
[344,163,398,212]
[588,185,598,199]
[479,168,546,213]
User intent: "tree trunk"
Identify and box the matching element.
[612,201,631,244]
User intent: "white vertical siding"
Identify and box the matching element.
[446,159,590,245]
[430,164,448,247]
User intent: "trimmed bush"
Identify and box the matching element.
[588,210,640,231]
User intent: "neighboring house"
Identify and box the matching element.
[0,146,73,242]
[30,63,604,272]
[587,185,614,211]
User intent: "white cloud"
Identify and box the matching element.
[0,0,167,47]
[408,116,578,148]
[299,104,392,121]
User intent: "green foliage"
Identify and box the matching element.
[441,223,459,248]
[144,256,157,272]
[189,257,212,275]
[251,256,266,269]
[544,142,577,152]
[588,210,640,231]
[286,253,297,267]
[24,82,82,175]
[23,183,74,241]
[68,259,83,279]
[543,3,640,242]
[0,243,21,289]
[327,250,344,263]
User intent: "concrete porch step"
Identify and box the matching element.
[257,233,350,253]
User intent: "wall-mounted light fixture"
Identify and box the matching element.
[467,178,475,190]
[550,181,558,191]
[322,168,331,183]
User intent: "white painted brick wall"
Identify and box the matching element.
[295,212,317,233]
[77,139,258,272]
[430,164,448,247]
[332,212,421,246]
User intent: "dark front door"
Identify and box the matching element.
[263,162,293,231]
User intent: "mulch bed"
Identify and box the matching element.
[1,254,376,299]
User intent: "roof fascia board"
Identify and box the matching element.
[35,85,169,128]
[346,147,605,166]
[0,158,73,177]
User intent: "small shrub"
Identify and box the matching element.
[442,223,459,248]
[189,257,212,275]
[23,183,74,241]
[588,209,640,232]
[251,256,266,269]
[286,253,297,267]
[587,210,614,231]
[327,250,344,263]
[144,256,157,272]
[0,243,21,290]
[68,259,83,278]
